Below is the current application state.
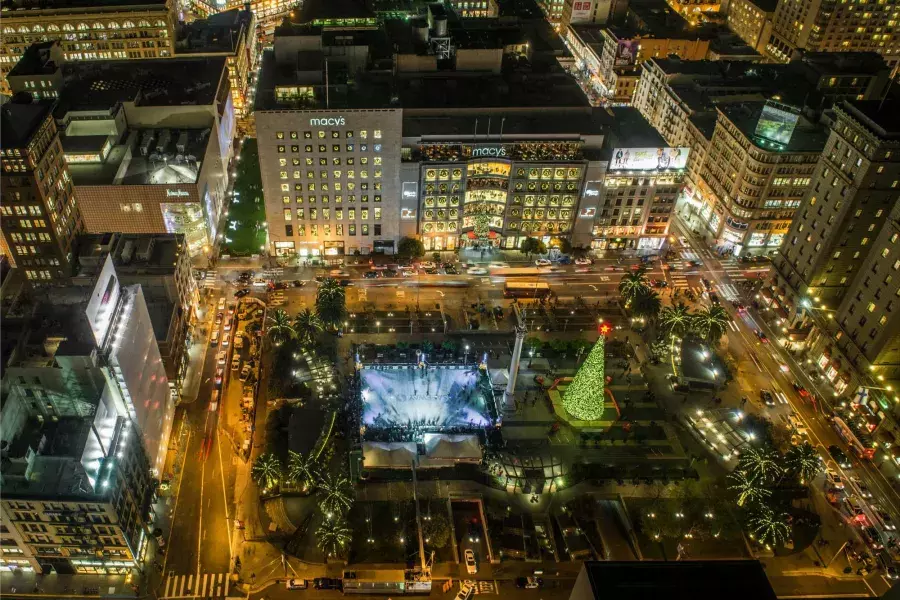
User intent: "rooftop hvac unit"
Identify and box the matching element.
[176,131,189,154]
[139,131,156,157]
[156,129,172,154]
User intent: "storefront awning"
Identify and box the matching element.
[840,371,852,383]
[823,347,832,359]
[831,358,842,370]
[760,287,773,300]
[773,306,789,320]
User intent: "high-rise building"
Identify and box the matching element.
[0,99,83,284]
[726,0,776,54]
[767,100,900,395]
[0,0,177,96]
[764,0,900,73]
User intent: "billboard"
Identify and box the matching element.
[614,40,638,66]
[754,103,800,146]
[218,94,235,160]
[571,0,594,22]
[611,147,689,171]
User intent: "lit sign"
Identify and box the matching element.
[309,117,345,126]
[400,208,417,220]
[402,182,418,199]
[579,207,597,218]
[754,102,799,146]
[166,189,190,198]
[471,146,507,158]
[611,147,689,171]
[583,189,599,197]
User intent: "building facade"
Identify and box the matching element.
[726,0,776,53]
[256,110,403,258]
[0,100,83,284]
[0,0,177,96]
[767,100,900,396]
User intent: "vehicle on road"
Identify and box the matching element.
[217,298,226,311]
[701,278,712,291]
[849,475,873,498]
[534,259,552,267]
[444,266,459,275]
[232,355,240,370]
[464,549,477,575]
[825,469,845,489]
[313,578,342,590]
[329,270,350,278]
[401,270,415,277]
[234,288,251,298]
[221,332,230,347]
[364,270,380,279]
[760,389,776,407]
[556,255,572,265]
[424,267,438,275]
[685,260,703,269]
[215,312,223,326]
[575,257,593,266]
[216,351,227,365]
[709,292,720,305]
[792,383,810,398]
[754,329,769,344]
[873,505,896,531]
[467,267,488,276]
[650,279,668,288]
[286,579,308,590]
[829,444,852,469]
[211,330,219,346]
[467,521,481,543]
[515,577,543,589]
[240,364,252,381]
[418,261,436,270]
[504,281,552,300]
[223,317,232,332]
[862,526,885,550]
[488,262,510,269]
[455,583,475,600]
[215,368,224,387]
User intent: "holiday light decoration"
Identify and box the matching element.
[563,335,606,420]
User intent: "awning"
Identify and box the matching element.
[822,347,832,359]
[466,231,477,240]
[831,358,842,370]
[840,371,852,383]
[488,231,498,239]
[760,287,773,300]
[774,306,789,320]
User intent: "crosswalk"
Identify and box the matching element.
[462,580,497,595]
[161,573,230,599]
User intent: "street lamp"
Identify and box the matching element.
[376,320,381,334]
[529,349,534,368]
[464,344,470,364]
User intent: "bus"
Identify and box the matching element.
[493,267,548,277]
[504,281,552,299]
[832,416,876,460]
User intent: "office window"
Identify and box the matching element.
[362,224,370,235]
[349,224,356,235]
[285,224,293,236]
[283,209,292,221]
[374,207,381,220]
[374,224,381,236]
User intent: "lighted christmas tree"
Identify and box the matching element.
[563,333,606,420]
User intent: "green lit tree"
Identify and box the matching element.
[293,308,324,346]
[562,335,606,420]
[397,236,425,260]
[728,470,771,507]
[520,237,546,258]
[266,309,296,345]
[691,305,730,344]
[287,450,319,491]
[737,445,783,483]
[748,505,791,547]
[659,303,693,339]
[618,267,650,307]
[631,288,662,323]
[251,453,282,490]
[786,442,822,484]
[317,472,354,517]
[316,278,346,329]
[317,515,352,559]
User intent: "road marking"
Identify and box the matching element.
[161,573,230,599]
[727,320,739,333]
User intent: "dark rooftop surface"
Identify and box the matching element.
[607,106,666,148]
[0,0,166,9]
[402,108,610,138]
[578,560,777,600]
[55,57,226,115]
[742,0,778,12]
[842,99,900,138]
[175,8,253,55]
[7,41,60,78]
[292,0,374,24]
[0,100,53,149]
[719,102,829,153]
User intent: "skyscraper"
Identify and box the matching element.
[0,98,83,284]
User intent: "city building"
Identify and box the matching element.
[0,0,177,96]
[764,0,900,73]
[20,57,234,258]
[767,100,900,396]
[224,0,296,39]
[0,254,175,574]
[448,0,500,18]
[560,0,624,30]
[691,101,827,253]
[175,8,258,133]
[726,0,776,54]
[1,98,84,284]
[5,41,65,101]
[73,233,198,395]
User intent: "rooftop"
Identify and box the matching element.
[291,0,375,24]
[76,233,185,274]
[55,57,226,115]
[576,560,777,600]
[607,106,666,148]
[402,108,610,139]
[0,0,166,11]
[67,128,210,186]
[841,99,900,139]
[0,99,53,149]
[7,41,62,78]
[175,8,253,55]
[719,102,829,153]
[742,0,778,12]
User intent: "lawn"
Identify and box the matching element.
[222,138,267,256]
[348,501,419,564]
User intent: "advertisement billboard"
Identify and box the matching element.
[614,40,638,66]
[611,147,689,171]
[754,103,800,146]
[571,0,594,22]
[218,94,235,160]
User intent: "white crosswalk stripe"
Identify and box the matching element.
[161,573,230,599]
[680,250,699,262]
[717,283,741,302]
[462,580,497,595]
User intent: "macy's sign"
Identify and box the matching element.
[309,117,345,126]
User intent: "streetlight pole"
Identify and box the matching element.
[464,344,470,365]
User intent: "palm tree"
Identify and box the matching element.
[317,515,352,558]
[748,505,791,547]
[618,267,650,306]
[287,450,318,491]
[317,472,353,517]
[632,288,662,323]
[251,453,282,490]
[293,308,324,346]
[691,304,730,344]
[786,442,822,484]
[659,303,693,339]
[737,445,783,483]
[316,278,346,329]
[728,470,771,507]
[266,309,296,345]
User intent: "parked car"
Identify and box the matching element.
[829,444,852,469]
[464,549,477,575]
[444,266,459,275]
[515,577,543,589]
[234,288,251,298]
[455,583,475,600]
[418,261,436,270]
[286,579,308,590]
[467,267,488,276]
[240,364,252,381]
[216,351,227,365]
[232,355,241,370]
[364,270,380,279]
[313,578,342,590]
[535,259,551,267]
[556,255,572,265]
[760,389,776,407]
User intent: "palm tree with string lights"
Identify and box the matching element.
[317,471,354,517]
[728,469,771,507]
[617,266,651,307]
[786,442,822,484]
[251,453,282,490]
[659,303,693,339]
[317,515,352,559]
[748,505,791,547]
[266,308,296,346]
[691,304,730,344]
[287,450,319,492]
[316,277,346,330]
[293,308,324,347]
[737,445,783,483]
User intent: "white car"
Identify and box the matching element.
[488,262,509,269]
[401,270,415,277]
[464,549,477,575]
[535,259,551,267]
[286,579,307,590]
[825,469,844,489]
[575,257,593,266]
[216,351,227,365]
[221,332,230,347]
[467,267,488,276]
[418,261,436,270]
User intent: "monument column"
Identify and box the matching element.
[504,323,526,414]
